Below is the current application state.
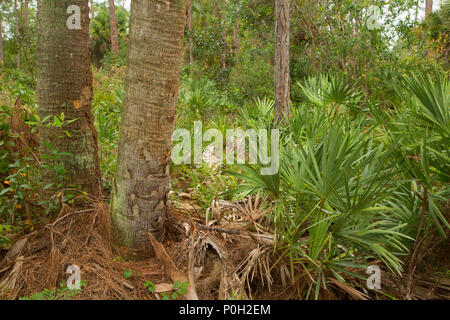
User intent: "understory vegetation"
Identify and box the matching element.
[0,0,449,300]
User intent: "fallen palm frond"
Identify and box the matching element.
[147,232,198,300]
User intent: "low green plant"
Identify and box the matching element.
[0,224,13,247]
[143,280,156,293]
[143,280,189,300]
[19,280,87,300]
[123,269,133,279]
[161,281,189,300]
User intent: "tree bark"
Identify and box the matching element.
[233,22,240,53]
[108,0,119,55]
[14,0,21,69]
[220,0,227,69]
[0,10,3,65]
[90,0,94,19]
[187,0,194,72]
[274,0,290,124]
[23,0,29,36]
[110,0,186,259]
[425,0,433,17]
[37,0,101,199]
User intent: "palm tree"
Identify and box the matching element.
[36,0,101,199]
[110,0,186,259]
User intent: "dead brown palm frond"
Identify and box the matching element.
[235,193,271,231]
[235,245,274,299]
[328,277,369,300]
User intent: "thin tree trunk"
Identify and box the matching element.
[0,10,3,65]
[22,0,29,68]
[220,0,227,69]
[110,0,186,259]
[201,0,206,28]
[23,0,29,35]
[37,0,101,199]
[14,0,21,69]
[233,22,240,53]
[90,0,94,19]
[426,0,433,17]
[274,0,290,124]
[187,0,194,72]
[108,0,119,55]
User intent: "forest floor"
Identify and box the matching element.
[1,193,449,300]
[0,197,298,300]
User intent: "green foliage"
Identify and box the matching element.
[19,280,87,300]
[0,0,448,302]
[373,70,450,238]
[143,280,155,293]
[225,69,449,299]
[143,280,189,300]
[123,269,133,279]
[173,163,238,210]
[161,281,189,300]
[90,3,129,68]
[297,74,364,119]
[92,68,124,191]
[0,224,13,247]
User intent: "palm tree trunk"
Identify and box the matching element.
[110,0,186,259]
[37,0,101,200]
[274,0,290,124]
[108,0,119,55]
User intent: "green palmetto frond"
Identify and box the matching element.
[400,70,450,139]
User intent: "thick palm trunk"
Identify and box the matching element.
[110,0,186,259]
[425,0,433,17]
[108,0,119,55]
[187,0,194,72]
[37,0,101,199]
[274,0,290,124]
